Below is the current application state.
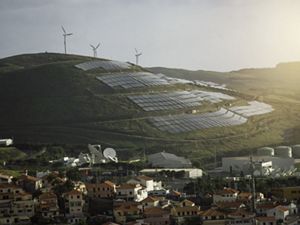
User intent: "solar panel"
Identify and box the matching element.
[76,60,131,71]
[229,101,273,117]
[149,108,248,133]
[128,90,235,112]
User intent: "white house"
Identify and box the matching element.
[0,174,12,184]
[127,175,154,191]
[213,188,239,204]
[116,183,148,202]
[266,205,289,222]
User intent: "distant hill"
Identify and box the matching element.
[0,53,299,165]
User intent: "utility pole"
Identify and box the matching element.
[250,156,256,213]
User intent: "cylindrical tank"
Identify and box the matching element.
[256,147,275,156]
[275,146,292,158]
[292,145,300,158]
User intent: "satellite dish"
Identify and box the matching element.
[103,148,116,158]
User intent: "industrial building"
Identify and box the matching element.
[222,156,294,176]
[140,168,203,179]
[147,151,192,168]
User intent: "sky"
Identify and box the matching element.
[1,0,300,71]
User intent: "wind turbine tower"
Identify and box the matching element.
[135,48,142,65]
[90,43,100,58]
[61,26,73,54]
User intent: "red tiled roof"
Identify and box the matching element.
[256,203,279,210]
[216,187,239,195]
[276,205,289,212]
[228,209,255,218]
[216,201,244,209]
[144,207,169,216]
[104,180,116,187]
[200,208,227,217]
[64,189,82,196]
[256,216,276,222]
[39,192,57,200]
[141,196,159,203]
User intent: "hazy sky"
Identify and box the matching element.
[1,0,300,71]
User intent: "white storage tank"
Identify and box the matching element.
[275,146,292,158]
[292,145,300,158]
[256,147,275,156]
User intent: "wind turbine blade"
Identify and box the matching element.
[135,48,138,54]
[61,26,66,33]
[96,43,100,49]
[90,44,95,49]
[66,33,73,36]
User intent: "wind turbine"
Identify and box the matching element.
[61,26,73,54]
[90,43,100,58]
[135,48,142,65]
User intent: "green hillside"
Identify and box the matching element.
[0,53,299,166]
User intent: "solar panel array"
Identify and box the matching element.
[128,90,235,111]
[76,60,131,71]
[149,108,247,133]
[191,90,235,103]
[129,91,202,111]
[96,72,171,89]
[230,101,273,117]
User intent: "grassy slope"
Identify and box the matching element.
[0,53,299,165]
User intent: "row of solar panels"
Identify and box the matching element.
[128,90,235,112]
[76,60,131,71]
[149,108,247,133]
[229,101,273,117]
[96,72,193,89]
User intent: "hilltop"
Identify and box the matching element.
[0,53,299,165]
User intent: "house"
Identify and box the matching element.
[113,202,142,224]
[237,192,252,202]
[139,196,160,210]
[116,183,148,202]
[170,199,200,219]
[255,216,276,225]
[62,189,86,224]
[127,175,154,191]
[0,183,34,224]
[0,174,12,184]
[256,202,279,216]
[17,174,42,193]
[266,205,289,222]
[227,209,255,225]
[36,192,59,219]
[139,207,170,225]
[213,188,239,203]
[86,180,116,199]
[200,207,227,224]
[40,172,65,192]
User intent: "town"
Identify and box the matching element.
[1,139,300,225]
